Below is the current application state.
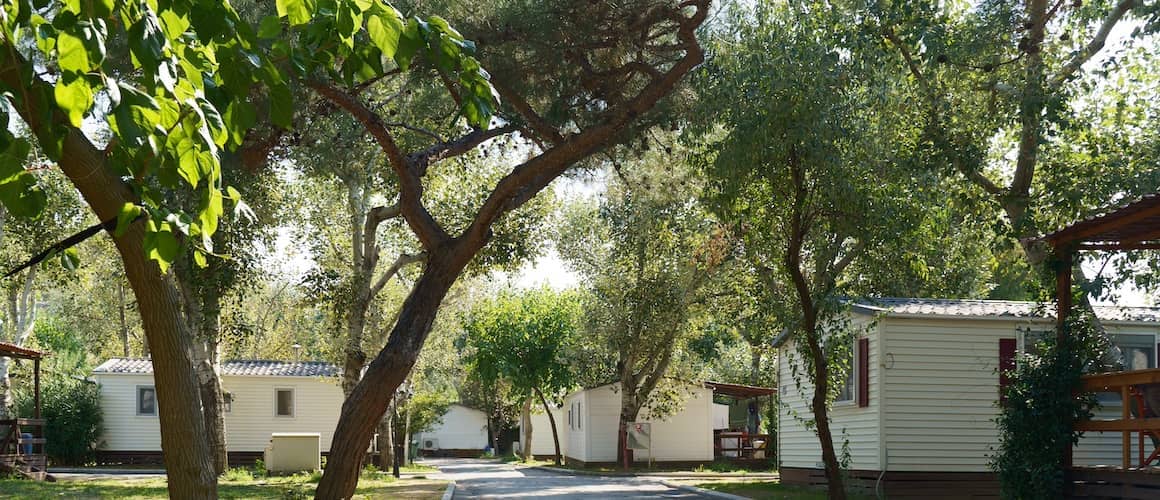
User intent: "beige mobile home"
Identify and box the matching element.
[562,382,719,466]
[777,298,1160,498]
[91,358,344,464]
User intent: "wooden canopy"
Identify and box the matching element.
[705,380,776,399]
[0,342,45,360]
[1042,192,1160,251]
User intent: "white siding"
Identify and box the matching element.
[880,317,1012,472]
[634,385,714,462]
[94,373,345,452]
[418,404,488,451]
[523,406,568,457]
[584,385,621,462]
[777,318,881,470]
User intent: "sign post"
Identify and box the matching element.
[627,422,652,469]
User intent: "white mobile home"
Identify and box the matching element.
[520,405,568,459]
[563,382,718,466]
[91,358,344,465]
[416,403,488,457]
[777,298,1160,498]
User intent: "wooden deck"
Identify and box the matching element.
[713,431,771,461]
[0,418,48,480]
[1066,369,1160,497]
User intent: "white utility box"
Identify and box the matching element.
[264,432,321,474]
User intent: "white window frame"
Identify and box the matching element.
[136,385,158,416]
[274,387,295,418]
[833,338,857,406]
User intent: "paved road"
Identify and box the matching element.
[426,458,713,499]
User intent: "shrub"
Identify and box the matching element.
[223,467,254,482]
[991,310,1110,499]
[14,377,102,465]
[252,458,268,478]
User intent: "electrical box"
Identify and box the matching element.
[264,432,321,474]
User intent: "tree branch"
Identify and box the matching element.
[491,80,565,146]
[1048,0,1140,89]
[463,0,710,248]
[369,251,427,299]
[308,81,450,249]
[361,203,403,275]
[406,124,518,175]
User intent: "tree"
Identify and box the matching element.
[0,169,88,419]
[687,2,965,496]
[306,1,712,495]
[877,0,1160,295]
[1,0,519,493]
[462,288,582,465]
[558,161,726,464]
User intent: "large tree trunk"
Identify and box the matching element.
[534,387,562,466]
[178,264,230,476]
[376,409,393,469]
[804,327,846,500]
[58,129,217,498]
[315,253,463,499]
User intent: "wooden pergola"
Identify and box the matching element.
[0,341,47,480]
[1039,192,1160,497]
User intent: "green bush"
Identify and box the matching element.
[991,310,1110,499]
[223,467,254,482]
[14,377,102,465]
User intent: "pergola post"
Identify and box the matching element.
[1055,249,1073,341]
[33,357,41,420]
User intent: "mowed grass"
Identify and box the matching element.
[694,481,876,500]
[0,473,447,499]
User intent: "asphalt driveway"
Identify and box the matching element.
[425,458,714,499]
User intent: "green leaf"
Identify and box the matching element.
[395,17,422,70]
[269,83,293,128]
[0,138,46,218]
[258,15,282,39]
[276,0,315,26]
[59,247,81,273]
[56,31,90,74]
[193,250,208,268]
[145,226,179,273]
[115,203,142,237]
[223,100,257,146]
[367,12,403,60]
[54,75,93,127]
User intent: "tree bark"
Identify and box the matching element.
[520,397,533,460]
[314,251,463,499]
[118,280,130,358]
[376,408,393,469]
[534,387,562,466]
[1,267,38,419]
[46,128,216,498]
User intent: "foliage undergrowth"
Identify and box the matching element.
[991,310,1110,499]
[14,376,102,465]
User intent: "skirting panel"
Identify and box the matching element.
[780,467,1000,499]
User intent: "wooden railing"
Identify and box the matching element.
[0,418,47,480]
[1075,368,1160,469]
[713,431,770,460]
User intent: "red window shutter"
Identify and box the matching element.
[857,337,870,408]
[999,338,1017,404]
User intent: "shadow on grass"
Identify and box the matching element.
[0,475,445,499]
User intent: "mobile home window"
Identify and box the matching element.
[223,392,233,413]
[834,342,855,403]
[578,402,582,429]
[275,388,295,417]
[137,386,157,416]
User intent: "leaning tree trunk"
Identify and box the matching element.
[804,328,846,500]
[314,254,463,499]
[534,387,563,465]
[55,128,217,498]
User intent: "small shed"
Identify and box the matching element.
[416,404,488,457]
[0,341,47,480]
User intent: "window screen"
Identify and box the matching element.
[275,389,294,417]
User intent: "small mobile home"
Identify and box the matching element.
[91,358,344,465]
[777,298,1160,498]
[562,382,718,466]
[520,405,568,459]
[416,403,488,457]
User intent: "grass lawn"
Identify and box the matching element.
[694,481,874,500]
[0,472,447,499]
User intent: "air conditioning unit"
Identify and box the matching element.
[421,438,439,450]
